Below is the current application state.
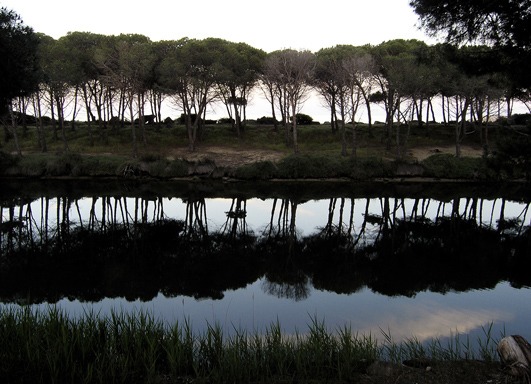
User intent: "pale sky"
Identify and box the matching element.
[2,0,439,121]
[2,0,434,52]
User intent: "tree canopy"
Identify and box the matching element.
[0,7,40,115]
[409,0,531,51]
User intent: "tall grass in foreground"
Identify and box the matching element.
[0,307,502,383]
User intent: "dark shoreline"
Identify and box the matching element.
[1,176,530,202]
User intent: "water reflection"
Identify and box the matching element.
[1,182,530,343]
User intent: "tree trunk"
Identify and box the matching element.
[365,98,373,136]
[18,98,28,137]
[8,108,21,156]
[340,103,347,157]
[33,92,47,152]
[55,95,69,152]
[268,87,279,132]
[129,96,138,158]
[82,85,94,146]
[351,121,357,158]
[455,97,469,158]
[138,92,146,145]
[49,90,58,140]
[291,100,298,154]
[186,115,196,152]
[70,86,79,131]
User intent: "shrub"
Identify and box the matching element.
[347,157,393,180]
[277,154,344,179]
[291,113,313,125]
[46,153,84,176]
[421,154,486,179]
[0,150,18,173]
[234,160,278,180]
[509,113,531,126]
[165,159,190,178]
[217,117,235,125]
[489,133,531,180]
[257,116,278,125]
[140,153,163,163]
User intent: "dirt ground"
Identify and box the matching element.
[407,144,484,161]
[354,359,519,384]
[166,147,286,168]
[165,145,484,169]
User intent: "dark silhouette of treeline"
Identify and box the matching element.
[1,184,529,304]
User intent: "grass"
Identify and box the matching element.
[0,306,505,384]
[1,120,529,181]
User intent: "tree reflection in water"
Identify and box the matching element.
[0,191,530,305]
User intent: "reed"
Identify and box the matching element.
[0,306,502,383]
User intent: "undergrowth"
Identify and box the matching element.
[0,306,504,384]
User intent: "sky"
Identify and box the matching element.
[2,0,434,53]
[1,0,438,122]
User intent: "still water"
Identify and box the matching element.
[1,180,530,347]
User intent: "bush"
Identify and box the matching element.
[257,116,278,125]
[489,133,531,180]
[217,117,235,125]
[163,117,174,127]
[509,113,531,126]
[0,151,18,173]
[234,160,278,180]
[46,153,84,176]
[140,153,163,163]
[277,154,344,179]
[421,154,486,179]
[165,159,190,178]
[291,113,313,125]
[348,157,393,180]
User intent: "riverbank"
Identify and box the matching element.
[1,121,529,181]
[0,306,517,384]
[0,145,528,182]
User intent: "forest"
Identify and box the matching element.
[1,5,530,182]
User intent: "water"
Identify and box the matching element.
[1,180,530,347]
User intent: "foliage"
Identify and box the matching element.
[276,153,345,178]
[489,130,531,180]
[292,113,314,125]
[347,157,395,180]
[0,150,18,172]
[256,116,278,125]
[0,306,506,384]
[0,7,40,114]
[410,0,531,94]
[409,0,531,50]
[421,154,487,179]
[233,160,278,180]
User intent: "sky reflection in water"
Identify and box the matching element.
[2,195,531,345]
[38,279,530,345]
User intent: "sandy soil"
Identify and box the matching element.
[166,147,286,167]
[406,145,484,161]
[165,145,484,168]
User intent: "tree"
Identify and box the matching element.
[314,45,376,156]
[59,32,105,145]
[410,0,531,109]
[95,34,155,156]
[0,7,40,153]
[261,49,315,153]
[214,40,265,138]
[157,38,219,152]
[372,40,416,152]
[410,0,531,50]
[38,34,79,152]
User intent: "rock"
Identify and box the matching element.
[403,357,433,369]
[497,335,531,378]
[366,361,403,377]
